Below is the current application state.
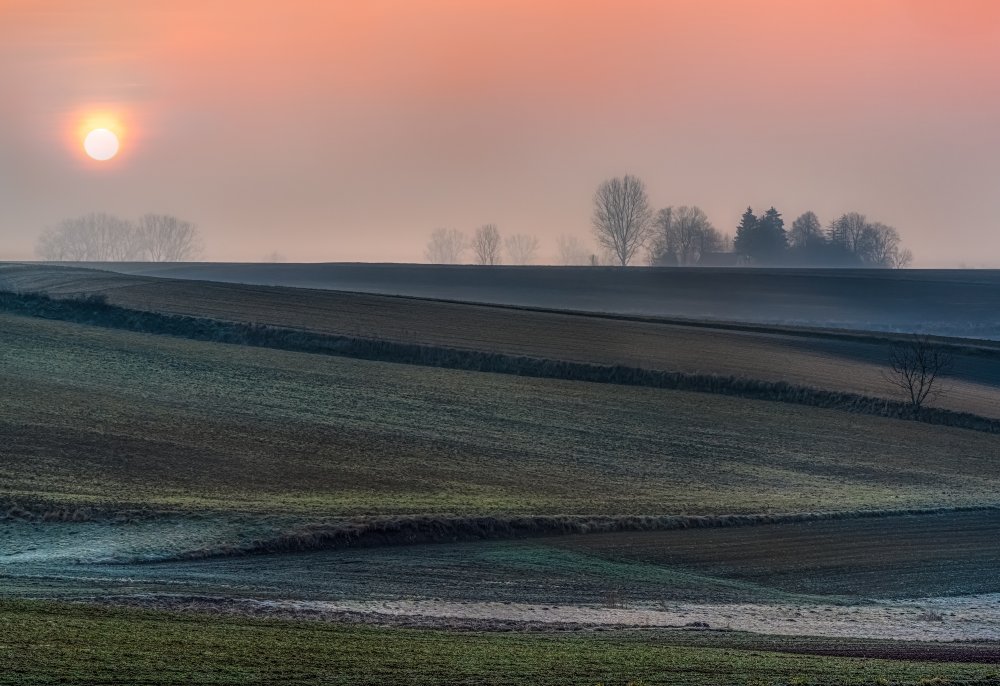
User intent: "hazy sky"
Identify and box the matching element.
[2,0,998,264]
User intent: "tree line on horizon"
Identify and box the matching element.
[425,225,594,266]
[427,174,913,268]
[36,212,202,262]
[32,180,909,268]
[592,174,913,268]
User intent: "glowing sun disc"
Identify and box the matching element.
[83,128,119,161]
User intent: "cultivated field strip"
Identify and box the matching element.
[6,600,999,685]
[546,509,1000,599]
[2,263,1000,418]
[85,261,1000,341]
[4,289,998,434]
[3,312,1000,516]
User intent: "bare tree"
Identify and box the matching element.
[828,212,869,254]
[647,207,676,265]
[37,212,202,262]
[789,211,824,249]
[883,335,953,410]
[136,213,201,262]
[472,224,502,265]
[719,232,734,253]
[828,213,912,268]
[649,206,721,265]
[592,175,653,266]
[891,248,914,269]
[425,228,467,264]
[504,233,539,265]
[858,222,908,268]
[695,227,725,257]
[556,234,590,265]
[36,212,140,261]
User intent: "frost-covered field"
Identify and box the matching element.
[3,264,1000,682]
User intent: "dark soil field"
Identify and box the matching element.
[548,509,1000,599]
[7,511,1000,607]
[90,262,1000,339]
[4,264,1000,419]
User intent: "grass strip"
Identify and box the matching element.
[2,600,998,685]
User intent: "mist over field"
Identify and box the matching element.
[4,3,1000,684]
[2,1,999,266]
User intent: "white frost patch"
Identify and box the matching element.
[258,595,1000,641]
[0,520,263,565]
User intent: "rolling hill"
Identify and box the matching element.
[90,261,1000,339]
[3,263,1000,419]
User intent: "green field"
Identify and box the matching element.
[2,601,998,686]
[3,311,1000,516]
[4,265,1000,683]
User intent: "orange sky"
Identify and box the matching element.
[1,0,999,264]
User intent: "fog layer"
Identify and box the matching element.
[1,1,998,265]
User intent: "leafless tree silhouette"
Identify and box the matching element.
[137,213,202,262]
[37,212,202,262]
[592,175,653,266]
[556,234,590,265]
[425,228,467,264]
[828,212,869,255]
[828,212,912,268]
[36,213,142,261]
[890,248,914,269]
[788,211,824,249]
[883,335,953,410]
[860,222,909,268]
[648,205,723,266]
[472,224,502,265]
[504,233,539,265]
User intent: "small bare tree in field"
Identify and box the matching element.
[883,335,953,411]
[472,223,502,265]
[504,233,539,265]
[425,228,467,264]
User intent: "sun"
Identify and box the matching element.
[83,128,120,161]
